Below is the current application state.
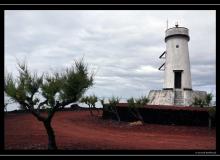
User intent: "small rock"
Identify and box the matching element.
[129,121,143,126]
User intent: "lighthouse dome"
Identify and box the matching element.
[165,27,190,42]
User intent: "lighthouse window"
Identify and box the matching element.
[176,45,179,48]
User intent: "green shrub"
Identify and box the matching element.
[205,93,213,106]
[80,95,98,116]
[192,97,206,107]
[192,93,213,107]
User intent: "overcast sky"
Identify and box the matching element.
[4,10,216,110]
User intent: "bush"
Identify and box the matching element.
[80,95,98,116]
[192,97,206,107]
[206,93,213,106]
[192,93,213,107]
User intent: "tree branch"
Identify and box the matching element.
[47,101,61,121]
[60,100,74,107]
[31,109,47,122]
[18,100,45,121]
[37,99,48,110]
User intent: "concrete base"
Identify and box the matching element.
[147,90,175,105]
[147,90,207,106]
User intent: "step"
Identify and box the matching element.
[175,92,183,98]
[174,100,184,104]
[174,98,183,101]
[174,90,184,105]
[174,101,184,103]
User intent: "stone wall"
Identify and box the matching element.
[147,90,174,105]
[184,90,207,106]
[148,90,207,106]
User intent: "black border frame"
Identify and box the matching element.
[1,4,219,157]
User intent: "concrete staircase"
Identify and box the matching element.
[174,90,184,106]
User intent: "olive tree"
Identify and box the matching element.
[4,59,93,150]
[127,96,149,123]
[108,96,120,122]
[80,95,98,116]
[100,98,105,107]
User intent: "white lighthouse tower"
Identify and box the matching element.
[148,23,207,106]
[163,23,192,91]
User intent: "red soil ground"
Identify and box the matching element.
[4,110,216,150]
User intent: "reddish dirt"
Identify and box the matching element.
[4,110,216,150]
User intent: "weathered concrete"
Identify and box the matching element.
[183,90,207,106]
[148,90,174,105]
[147,90,207,106]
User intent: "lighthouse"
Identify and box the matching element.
[163,24,192,91]
[148,23,207,106]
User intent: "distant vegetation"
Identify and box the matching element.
[102,96,121,122]
[127,96,149,123]
[192,93,213,107]
[80,95,99,116]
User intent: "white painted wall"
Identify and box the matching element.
[163,27,192,90]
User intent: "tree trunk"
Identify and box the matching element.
[208,117,212,129]
[96,106,100,115]
[4,104,7,113]
[43,120,57,150]
[89,105,93,116]
[113,107,120,122]
[115,112,121,122]
[136,109,144,123]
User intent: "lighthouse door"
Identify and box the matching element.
[174,71,182,89]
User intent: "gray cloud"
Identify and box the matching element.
[5,10,216,110]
